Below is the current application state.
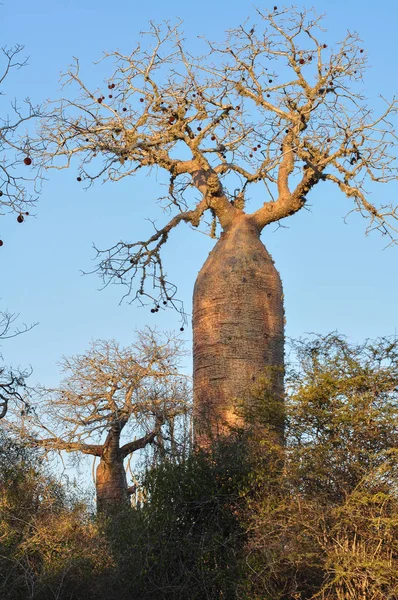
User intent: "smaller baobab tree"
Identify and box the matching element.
[13,329,190,514]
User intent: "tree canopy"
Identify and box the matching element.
[38,7,398,312]
[16,328,190,462]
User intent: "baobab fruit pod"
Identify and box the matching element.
[23,157,32,166]
[17,214,24,223]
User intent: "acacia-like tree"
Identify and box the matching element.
[16,329,190,514]
[39,8,398,441]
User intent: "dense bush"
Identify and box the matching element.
[0,432,112,600]
[102,438,250,600]
[1,334,397,599]
[243,334,398,600]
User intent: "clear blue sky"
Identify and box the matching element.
[1,0,398,391]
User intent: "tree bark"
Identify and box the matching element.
[193,214,284,445]
[95,426,129,515]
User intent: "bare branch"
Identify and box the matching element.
[0,309,36,419]
[120,429,158,458]
[0,309,38,342]
[0,45,44,233]
[7,329,191,462]
[28,437,103,457]
[37,9,398,305]
[0,366,32,420]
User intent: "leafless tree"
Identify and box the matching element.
[0,44,43,232]
[0,41,42,417]
[11,328,190,513]
[38,7,398,442]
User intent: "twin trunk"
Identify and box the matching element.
[193,216,284,443]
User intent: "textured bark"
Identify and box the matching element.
[96,456,129,514]
[193,214,284,444]
[95,426,129,515]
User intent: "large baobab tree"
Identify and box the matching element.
[14,329,190,514]
[39,7,398,442]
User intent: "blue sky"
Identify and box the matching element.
[1,0,398,393]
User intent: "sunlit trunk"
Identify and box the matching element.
[193,215,284,445]
[95,427,129,514]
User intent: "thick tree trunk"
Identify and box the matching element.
[96,456,129,514]
[193,214,284,444]
[95,427,129,515]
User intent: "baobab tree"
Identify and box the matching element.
[39,7,398,442]
[15,329,190,514]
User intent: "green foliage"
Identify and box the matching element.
[104,438,251,600]
[0,432,112,600]
[244,334,398,600]
[287,333,398,500]
[1,333,397,600]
